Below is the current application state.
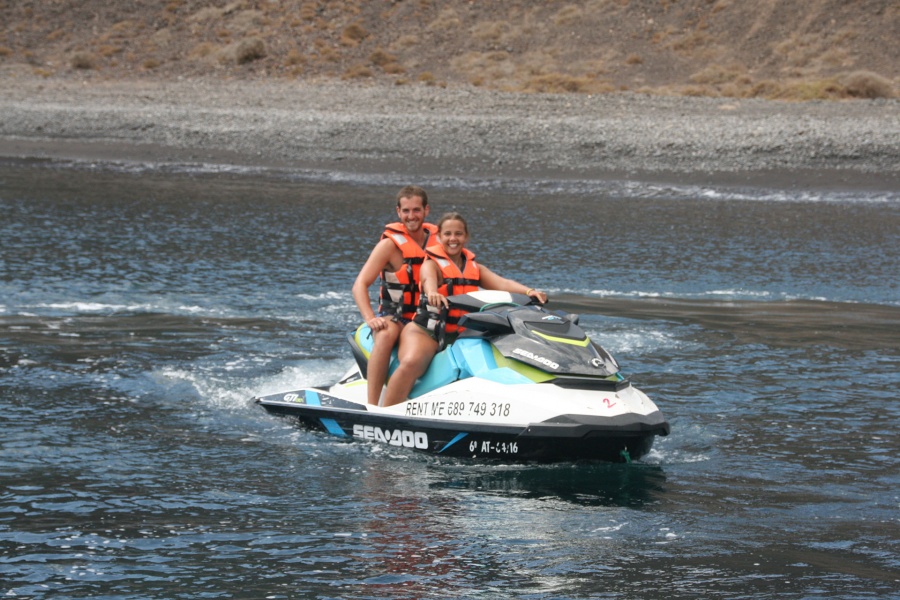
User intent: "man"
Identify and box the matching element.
[352,185,438,406]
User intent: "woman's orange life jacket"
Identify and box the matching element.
[378,222,439,321]
[416,243,480,335]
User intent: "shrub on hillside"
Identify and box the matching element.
[343,64,373,79]
[235,38,266,64]
[841,70,895,99]
[341,24,367,47]
[521,73,615,94]
[70,52,95,69]
[369,49,396,67]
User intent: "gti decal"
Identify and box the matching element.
[353,424,429,449]
[283,391,322,405]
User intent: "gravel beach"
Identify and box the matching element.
[1,77,898,190]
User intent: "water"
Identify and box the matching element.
[1,160,898,599]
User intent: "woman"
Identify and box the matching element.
[380,212,548,407]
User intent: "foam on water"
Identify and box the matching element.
[158,358,347,412]
[22,156,899,205]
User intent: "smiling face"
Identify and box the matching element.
[438,218,469,259]
[396,195,429,233]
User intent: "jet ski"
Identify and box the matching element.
[254,291,669,463]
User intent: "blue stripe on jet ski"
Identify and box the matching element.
[319,418,347,437]
[306,392,347,436]
[438,432,468,453]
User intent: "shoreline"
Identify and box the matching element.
[1,77,898,192]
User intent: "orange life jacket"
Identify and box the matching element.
[378,222,438,320]
[414,244,480,335]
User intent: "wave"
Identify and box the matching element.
[158,359,347,412]
[6,292,359,322]
[587,288,775,299]
[580,288,841,303]
[6,156,897,205]
[552,293,900,352]
[6,290,898,355]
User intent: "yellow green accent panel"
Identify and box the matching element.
[491,346,555,383]
[533,330,590,347]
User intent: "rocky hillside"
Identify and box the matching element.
[2,0,897,100]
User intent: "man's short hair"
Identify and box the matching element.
[396,185,428,207]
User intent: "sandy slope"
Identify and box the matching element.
[1,77,898,190]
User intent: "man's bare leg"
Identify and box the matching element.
[366,320,402,405]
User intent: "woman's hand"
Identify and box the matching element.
[525,288,548,304]
[367,316,389,331]
[426,291,449,309]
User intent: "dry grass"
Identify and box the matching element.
[391,35,419,51]
[520,73,615,94]
[97,45,122,58]
[285,49,306,66]
[189,42,218,60]
[841,70,896,99]
[314,39,341,63]
[235,38,266,64]
[689,64,748,85]
[367,48,405,74]
[229,11,267,35]
[767,78,846,101]
[341,23,368,46]
[70,52,96,70]
[427,8,461,32]
[678,61,897,100]
[553,6,584,26]
[733,73,895,101]
[471,21,509,43]
[299,3,317,21]
[2,0,895,102]
[189,7,223,23]
[108,20,141,35]
[670,31,713,53]
[342,64,373,79]
[369,49,396,67]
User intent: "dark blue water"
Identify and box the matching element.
[1,160,898,599]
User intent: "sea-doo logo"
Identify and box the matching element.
[542,315,563,321]
[353,424,429,449]
[590,358,605,368]
[513,348,560,370]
